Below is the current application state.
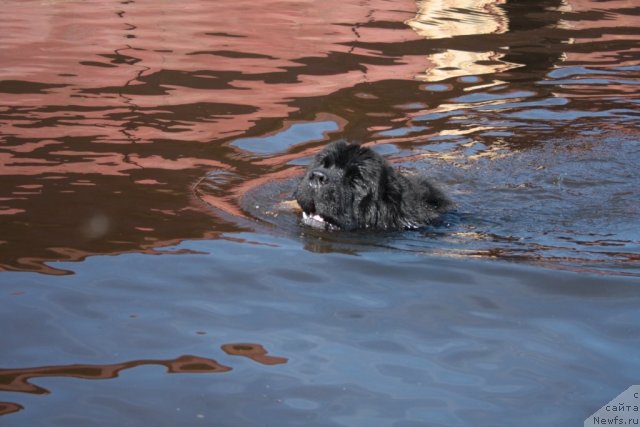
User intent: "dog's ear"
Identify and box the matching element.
[342,144,376,185]
[378,166,403,206]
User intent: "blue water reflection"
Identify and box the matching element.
[2,235,639,426]
[232,121,339,155]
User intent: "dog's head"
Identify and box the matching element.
[293,141,404,230]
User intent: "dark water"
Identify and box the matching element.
[1,0,639,425]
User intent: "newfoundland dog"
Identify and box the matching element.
[294,141,451,231]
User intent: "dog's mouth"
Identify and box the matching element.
[301,211,339,230]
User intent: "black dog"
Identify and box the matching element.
[294,141,451,231]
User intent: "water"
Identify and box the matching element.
[1,0,639,425]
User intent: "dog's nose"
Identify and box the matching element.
[309,170,327,187]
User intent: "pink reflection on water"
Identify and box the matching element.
[0,0,426,144]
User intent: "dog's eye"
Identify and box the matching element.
[322,157,333,168]
[344,165,361,182]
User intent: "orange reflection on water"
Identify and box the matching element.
[0,343,288,416]
[0,355,231,396]
[0,402,22,416]
[222,343,288,365]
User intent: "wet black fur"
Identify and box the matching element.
[294,141,451,230]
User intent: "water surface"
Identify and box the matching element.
[1,0,639,425]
